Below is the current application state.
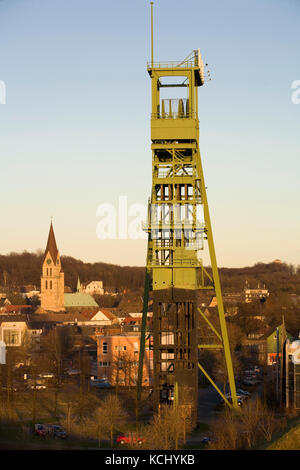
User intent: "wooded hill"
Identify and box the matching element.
[0,251,299,295]
[0,251,144,292]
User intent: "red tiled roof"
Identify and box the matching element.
[98,308,117,321]
[78,310,98,321]
[122,317,142,325]
[3,305,32,312]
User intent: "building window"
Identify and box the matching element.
[114,345,127,351]
[46,268,48,276]
[161,332,174,345]
[50,280,52,289]
[102,342,108,354]
[50,268,52,276]
[45,280,48,289]
[99,361,110,367]
[3,329,20,346]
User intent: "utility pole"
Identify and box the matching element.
[276,327,279,402]
[286,339,289,408]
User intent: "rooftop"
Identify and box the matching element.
[64,293,98,308]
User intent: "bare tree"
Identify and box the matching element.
[42,326,71,416]
[259,409,278,442]
[178,386,193,443]
[209,409,240,450]
[98,395,128,448]
[240,398,265,449]
[142,404,188,450]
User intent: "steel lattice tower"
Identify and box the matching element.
[137,4,238,422]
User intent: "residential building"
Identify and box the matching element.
[244,281,269,303]
[128,312,153,318]
[20,285,40,299]
[83,281,104,296]
[241,323,292,366]
[0,315,44,348]
[0,305,32,315]
[96,328,153,386]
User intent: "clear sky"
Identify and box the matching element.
[0,0,299,267]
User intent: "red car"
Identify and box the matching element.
[116,433,144,446]
[34,424,47,437]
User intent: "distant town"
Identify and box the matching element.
[0,222,299,449]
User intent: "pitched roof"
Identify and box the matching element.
[64,293,99,308]
[1,305,32,313]
[260,324,292,341]
[0,314,28,323]
[122,317,142,325]
[36,312,88,323]
[98,308,117,321]
[44,222,59,264]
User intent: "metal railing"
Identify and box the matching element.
[147,60,197,69]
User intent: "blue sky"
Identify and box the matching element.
[0,0,299,267]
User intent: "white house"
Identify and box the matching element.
[83,281,104,296]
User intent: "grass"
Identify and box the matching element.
[0,385,214,450]
[266,424,300,450]
[0,384,153,450]
[264,416,300,450]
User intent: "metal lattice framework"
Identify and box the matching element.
[137,5,238,421]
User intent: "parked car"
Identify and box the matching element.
[244,370,257,378]
[242,378,258,386]
[1,386,18,392]
[116,433,144,446]
[29,382,47,390]
[34,424,47,437]
[236,388,251,397]
[225,393,244,400]
[38,372,55,378]
[48,424,67,439]
[200,436,211,444]
[224,394,247,407]
[65,369,81,376]
[90,378,111,389]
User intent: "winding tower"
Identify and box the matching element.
[137,4,238,421]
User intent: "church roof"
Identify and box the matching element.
[44,222,59,264]
[64,293,99,308]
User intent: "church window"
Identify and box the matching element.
[45,280,48,289]
[102,342,108,354]
[50,280,52,289]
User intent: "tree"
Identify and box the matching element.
[239,398,265,448]
[142,404,189,450]
[177,386,193,444]
[259,408,278,442]
[42,326,72,416]
[98,395,128,448]
[209,408,240,450]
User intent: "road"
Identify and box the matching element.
[197,384,222,424]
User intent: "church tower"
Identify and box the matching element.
[40,222,65,312]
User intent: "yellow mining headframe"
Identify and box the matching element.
[137,7,238,423]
